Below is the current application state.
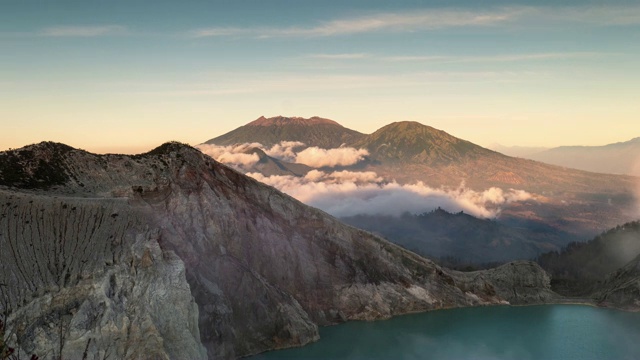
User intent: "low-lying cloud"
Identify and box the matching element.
[198,142,533,218]
[197,143,262,167]
[247,171,532,218]
[196,141,369,168]
[295,147,369,167]
[265,141,305,162]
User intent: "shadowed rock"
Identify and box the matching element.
[1,142,558,359]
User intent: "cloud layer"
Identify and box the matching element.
[197,143,262,167]
[247,171,532,218]
[196,141,369,168]
[197,142,533,218]
[190,8,517,38]
[295,147,369,167]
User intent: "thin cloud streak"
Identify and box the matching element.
[190,5,640,38]
[41,25,127,37]
[307,53,370,60]
[537,5,640,26]
[385,52,610,63]
[190,8,519,38]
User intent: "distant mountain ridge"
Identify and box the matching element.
[341,208,577,265]
[203,116,639,238]
[488,144,549,158]
[525,137,640,176]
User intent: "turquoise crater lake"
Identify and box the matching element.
[253,305,640,360]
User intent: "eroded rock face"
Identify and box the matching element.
[0,142,558,359]
[0,191,206,359]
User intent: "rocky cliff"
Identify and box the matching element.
[1,142,557,359]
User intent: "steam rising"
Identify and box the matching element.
[247,171,532,218]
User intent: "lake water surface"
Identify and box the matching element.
[253,305,640,360]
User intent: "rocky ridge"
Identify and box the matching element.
[1,142,558,359]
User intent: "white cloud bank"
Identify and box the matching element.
[264,141,305,162]
[295,147,369,167]
[197,143,262,167]
[196,141,369,168]
[247,171,532,218]
[197,142,533,218]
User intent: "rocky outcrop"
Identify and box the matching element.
[0,142,558,359]
[452,261,558,305]
[595,255,640,311]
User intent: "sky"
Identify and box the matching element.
[1,0,639,153]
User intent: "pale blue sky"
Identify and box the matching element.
[1,0,639,153]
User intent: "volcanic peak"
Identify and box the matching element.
[369,121,459,141]
[248,115,342,127]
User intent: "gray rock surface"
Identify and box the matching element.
[1,142,558,359]
[0,191,206,359]
[452,261,558,305]
[595,255,640,311]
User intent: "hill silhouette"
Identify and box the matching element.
[527,137,640,176]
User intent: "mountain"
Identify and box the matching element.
[205,117,639,238]
[342,209,578,265]
[205,116,366,148]
[351,121,496,165]
[349,122,635,196]
[525,137,640,176]
[0,142,557,359]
